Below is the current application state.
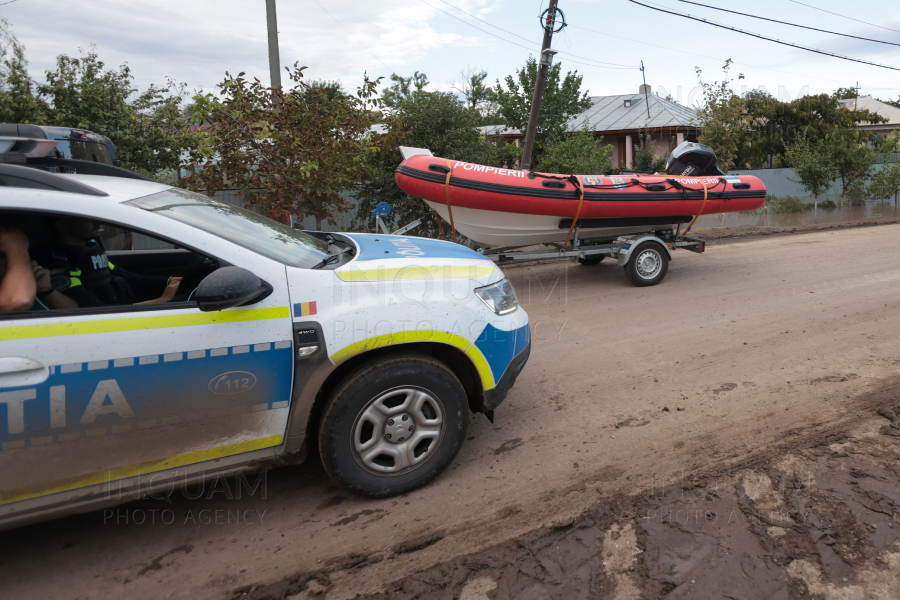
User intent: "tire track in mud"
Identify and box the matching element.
[234,377,900,600]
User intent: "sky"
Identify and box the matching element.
[2,0,899,108]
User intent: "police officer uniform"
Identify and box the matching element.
[40,240,170,307]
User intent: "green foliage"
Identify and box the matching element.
[784,134,837,199]
[0,20,202,177]
[823,128,878,198]
[693,61,885,170]
[870,163,900,201]
[382,71,429,109]
[492,58,591,159]
[39,49,204,176]
[818,199,837,209]
[186,64,382,227]
[0,18,46,123]
[767,195,809,213]
[450,66,497,124]
[632,129,669,174]
[538,125,612,175]
[694,60,746,172]
[353,85,508,237]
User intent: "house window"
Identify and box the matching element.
[624,99,632,107]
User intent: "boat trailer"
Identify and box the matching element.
[476,227,706,287]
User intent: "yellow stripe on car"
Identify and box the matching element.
[0,434,282,506]
[330,330,495,390]
[337,265,496,282]
[0,306,289,341]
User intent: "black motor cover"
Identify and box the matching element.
[665,141,724,176]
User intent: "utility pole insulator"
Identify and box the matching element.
[520,0,563,172]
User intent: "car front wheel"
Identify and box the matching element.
[318,354,468,497]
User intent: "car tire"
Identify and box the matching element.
[577,254,605,266]
[624,241,669,286]
[318,354,468,497]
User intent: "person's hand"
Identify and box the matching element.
[158,278,182,303]
[0,226,29,255]
[32,261,51,292]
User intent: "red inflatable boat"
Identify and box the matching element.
[395,153,766,246]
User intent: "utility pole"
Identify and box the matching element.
[520,0,563,172]
[640,60,651,119]
[266,0,282,89]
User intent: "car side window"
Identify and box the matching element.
[0,210,217,320]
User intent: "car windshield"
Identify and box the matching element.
[127,187,329,268]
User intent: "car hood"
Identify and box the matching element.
[336,233,502,285]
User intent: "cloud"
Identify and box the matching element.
[1,0,496,92]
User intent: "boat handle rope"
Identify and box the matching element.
[441,159,458,244]
[682,179,709,239]
[563,177,585,249]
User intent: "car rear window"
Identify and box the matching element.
[127,187,329,268]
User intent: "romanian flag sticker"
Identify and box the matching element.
[294,301,317,317]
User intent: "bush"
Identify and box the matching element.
[817,199,837,208]
[767,195,809,213]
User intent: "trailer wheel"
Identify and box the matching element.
[577,254,605,266]
[624,241,668,287]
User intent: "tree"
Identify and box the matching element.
[382,71,429,109]
[538,125,613,175]
[784,134,837,199]
[632,129,669,174]
[492,58,591,160]
[187,64,382,229]
[869,135,900,201]
[693,60,747,172]
[823,128,877,202]
[0,18,47,123]
[450,67,493,112]
[353,87,507,237]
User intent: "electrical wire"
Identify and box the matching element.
[627,0,900,72]
[670,0,900,48]
[311,0,394,74]
[418,0,638,70]
[787,0,900,35]
[566,23,899,92]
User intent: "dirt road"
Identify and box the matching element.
[3,224,900,600]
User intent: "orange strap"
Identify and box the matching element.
[443,159,458,244]
[433,210,445,240]
[563,177,585,248]
[683,180,708,239]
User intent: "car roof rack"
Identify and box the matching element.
[0,163,109,196]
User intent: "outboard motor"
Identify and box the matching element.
[666,141,725,177]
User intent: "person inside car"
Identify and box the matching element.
[0,226,37,312]
[37,217,181,308]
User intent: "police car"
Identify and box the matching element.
[0,140,530,530]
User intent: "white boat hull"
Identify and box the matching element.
[425,201,682,247]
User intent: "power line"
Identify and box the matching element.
[417,0,637,70]
[430,0,637,68]
[670,0,900,48]
[566,24,900,92]
[787,0,900,35]
[311,0,394,74]
[627,0,900,72]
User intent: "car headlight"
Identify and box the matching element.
[475,279,518,315]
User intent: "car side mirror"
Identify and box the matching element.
[195,267,272,312]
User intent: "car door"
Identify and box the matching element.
[0,203,294,512]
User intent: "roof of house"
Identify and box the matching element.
[478,91,698,137]
[838,96,900,126]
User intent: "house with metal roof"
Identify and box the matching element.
[479,85,700,169]
[837,96,900,137]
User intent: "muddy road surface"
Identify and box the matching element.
[3,225,900,600]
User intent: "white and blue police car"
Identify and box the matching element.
[0,142,530,530]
